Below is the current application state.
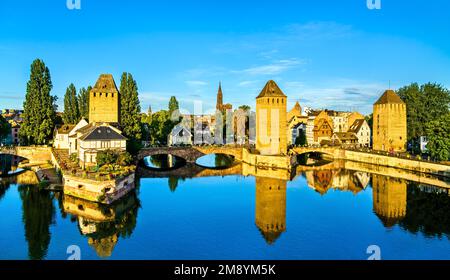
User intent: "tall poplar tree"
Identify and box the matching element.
[78,85,91,120]
[63,83,80,124]
[20,59,57,145]
[168,96,180,121]
[120,72,142,152]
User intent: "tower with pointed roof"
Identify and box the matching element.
[89,74,120,124]
[373,90,407,152]
[256,80,288,155]
[216,82,223,111]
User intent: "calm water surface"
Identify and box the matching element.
[1,154,450,260]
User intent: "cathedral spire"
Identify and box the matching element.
[216,81,223,110]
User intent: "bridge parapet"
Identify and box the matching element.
[137,146,243,163]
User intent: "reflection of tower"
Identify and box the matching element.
[255,177,287,244]
[372,174,407,227]
[63,193,139,258]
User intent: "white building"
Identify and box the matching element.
[348,119,371,148]
[168,124,192,146]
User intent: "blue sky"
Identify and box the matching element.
[1,0,450,115]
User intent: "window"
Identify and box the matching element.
[106,93,108,97]
[93,92,96,97]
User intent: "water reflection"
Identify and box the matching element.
[18,185,56,260]
[196,154,235,169]
[0,154,25,177]
[142,154,185,170]
[255,177,286,244]
[1,158,450,259]
[62,193,140,258]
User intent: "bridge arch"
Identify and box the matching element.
[137,146,243,163]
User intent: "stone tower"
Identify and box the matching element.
[373,90,407,152]
[256,80,288,155]
[255,177,287,245]
[89,74,120,124]
[372,174,407,228]
[216,82,223,111]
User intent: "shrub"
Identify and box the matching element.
[96,149,118,167]
[117,152,133,166]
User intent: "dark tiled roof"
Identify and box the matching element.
[374,90,405,105]
[348,119,365,133]
[256,80,287,98]
[333,132,358,141]
[79,126,127,141]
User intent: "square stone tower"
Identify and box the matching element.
[89,74,120,124]
[373,90,407,152]
[256,80,287,155]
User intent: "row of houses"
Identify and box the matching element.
[287,102,371,148]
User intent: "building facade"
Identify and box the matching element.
[256,80,287,155]
[373,90,407,152]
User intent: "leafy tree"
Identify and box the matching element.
[20,59,57,145]
[239,105,251,111]
[365,114,373,131]
[168,96,180,121]
[63,83,80,124]
[117,152,133,166]
[295,129,307,146]
[120,73,142,152]
[397,83,450,153]
[148,110,177,145]
[0,115,10,144]
[78,86,91,120]
[425,113,450,161]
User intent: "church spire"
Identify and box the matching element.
[216,81,223,111]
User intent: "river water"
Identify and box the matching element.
[0,154,449,260]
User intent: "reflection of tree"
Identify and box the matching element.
[0,181,10,201]
[400,183,450,239]
[214,154,234,168]
[145,154,183,170]
[168,176,185,192]
[18,185,55,260]
[0,154,13,176]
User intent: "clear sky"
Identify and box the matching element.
[1,0,450,115]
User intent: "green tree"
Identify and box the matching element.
[168,96,180,121]
[19,59,57,145]
[120,73,142,146]
[397,83,450,152]
[0,115,10,144]
[78,85,91,120]
[295,129,307,146]
[96,149,119,167]
[365,114,373,131]
[63,83,80,124]
[425,113,450,161]
[239,105,251,111]
[148,110,177,145]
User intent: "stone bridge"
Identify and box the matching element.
[290,147,344,159]
[0,146,52,164]
[137,146,244,163]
